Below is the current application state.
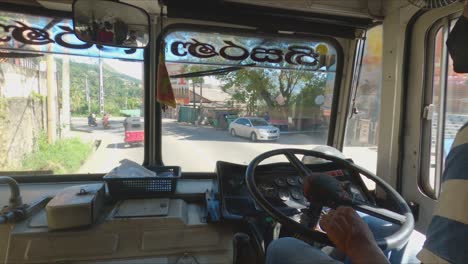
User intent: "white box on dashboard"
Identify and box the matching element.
[46,183,105,230]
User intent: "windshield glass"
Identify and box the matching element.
[162,29,340,171]
[250,119,269,126]
[0,11,144,175]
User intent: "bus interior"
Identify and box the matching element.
[0,0,467,263]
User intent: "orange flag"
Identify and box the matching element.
[157,45,176,108]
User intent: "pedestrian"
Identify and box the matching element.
[264,111,270,122]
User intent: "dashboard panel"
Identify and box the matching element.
[216,161,374,220]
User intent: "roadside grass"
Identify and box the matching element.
[21,133,94,174]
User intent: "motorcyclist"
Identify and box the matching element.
[87,113,97,127]
[102,113,110,128]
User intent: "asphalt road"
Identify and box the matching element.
[71,117,143,174]
[71,118,377,175]
[161,119,327,172]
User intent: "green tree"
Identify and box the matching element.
[59,58,143,116]
[218,68,327,119]
[292,73,327,104]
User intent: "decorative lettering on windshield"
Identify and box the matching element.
[0,21,136,54]
[10,21,54,45]
[124,48,137,54]
[54,26,93,49]
[219,41,249,61]
[188,39,218,58]
[167,36,335,71]
[171,41,190,56]
[0,11,144,60]
[251,47,283,63]
[285,46,318,66]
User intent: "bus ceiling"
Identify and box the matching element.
[1,0,382,18]
[163,0,380,39]
[2,0,444,40]
[1,0,385,37]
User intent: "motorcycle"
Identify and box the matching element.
[88,114,97,127]
[102,114,110,129]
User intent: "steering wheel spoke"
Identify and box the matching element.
[353,204,407,225]
[283,151,313,178]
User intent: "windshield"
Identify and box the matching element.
[162,29,340,171]
[0,11,144,175]
[250,119,269,127]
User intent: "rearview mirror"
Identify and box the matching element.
[73,0,150,48]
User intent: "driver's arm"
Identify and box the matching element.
[320,207,389,264]
[417,123,468,264]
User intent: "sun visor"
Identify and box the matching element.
[0,10,143,60]
[164,0,375,39]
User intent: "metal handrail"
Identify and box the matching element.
[0,176,23,209]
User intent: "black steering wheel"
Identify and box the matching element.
[245,149,414,250]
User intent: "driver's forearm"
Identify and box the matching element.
[347,244,390,264]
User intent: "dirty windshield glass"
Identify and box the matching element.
[162,29,339,171]
[0,11,144,175]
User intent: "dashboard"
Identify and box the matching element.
[216,161,375,220]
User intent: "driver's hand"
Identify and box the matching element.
[320,207,389,264]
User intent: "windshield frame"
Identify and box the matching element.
[158,23,345,170]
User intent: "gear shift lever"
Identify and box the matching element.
[232,233,257,264]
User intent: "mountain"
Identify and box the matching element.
[56,58,143,115]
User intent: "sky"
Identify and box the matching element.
[104,59,143,80]
[67,55,143,80]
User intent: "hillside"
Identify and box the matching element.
[56,58,143,116]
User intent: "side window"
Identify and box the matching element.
[343,26,383,174]
[421,18,468,197]
[0,11,144,175]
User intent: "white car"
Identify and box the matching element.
[229,117,280,142]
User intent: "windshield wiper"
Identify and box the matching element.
[170,63,255,79]
[0,52,43,58]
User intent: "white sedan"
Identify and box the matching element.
[229,117,280,142]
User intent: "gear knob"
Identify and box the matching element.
[232,233,257,264]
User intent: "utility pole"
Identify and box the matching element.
[192,80,197,125]
[125,85,128,109]
[86,76,90,114]
[99,56,104,114]
[46,54,57,144]
[199,82,203,125]
[199,82,203,109]
[61,56,71,135]
[192,80,196,109]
